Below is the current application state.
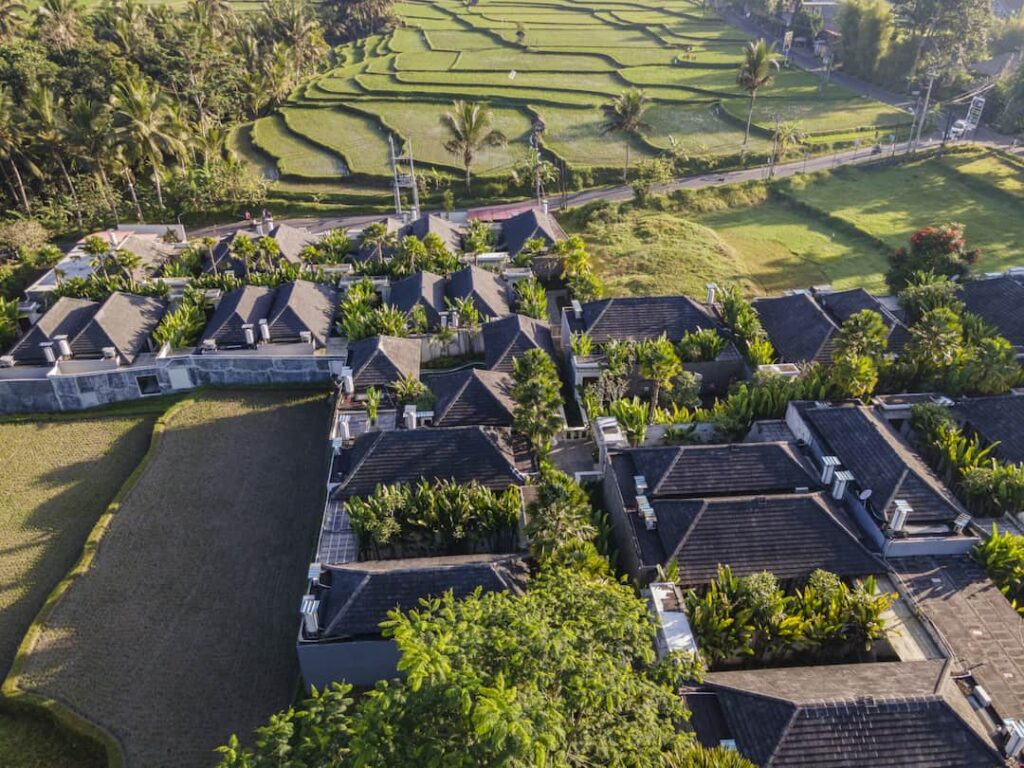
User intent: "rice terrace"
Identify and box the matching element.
[231,0,914,199]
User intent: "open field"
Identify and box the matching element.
[247,0,911,199]
[0,412,157,768]
[10,392,331,768]
[568,149,1024,299]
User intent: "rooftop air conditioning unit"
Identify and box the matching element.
[831,470,855,500]
[820,455,841,485]
[243,324,256,346]
[259,318,271,343]
[202,338,217,352]
[0,354,12,368]
[637,495,657,530]
[404,404,418,430]
[54,335,72,358]
[890,500,911,533]
[101,347,117,359]
[571,299,583,320]
[300,331,313,344]
[40,342,56,364]
[307,562,322,586]
[300,595,320,637]
[634,475,649,496]
[953,512,972,534]
[975,685,993,709]
[1006,719,1024,758]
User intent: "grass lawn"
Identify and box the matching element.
[11,392,331,768]
[0,412,159,767]
[782,153,1024,272]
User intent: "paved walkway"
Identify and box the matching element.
[895,556,1024,722]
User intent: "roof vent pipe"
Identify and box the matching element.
[54,335,72,358]
[542,199,549,216]
[300,595,320,637]
[706,282,718,305]
[243,324,255,347]
[890,500,911,533]
[404,404,418,430]
[40,342,56,364]
[571,299,583,320]
[258,318,271,343]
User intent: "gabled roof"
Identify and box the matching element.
[393,213,463,255]
[576,295,722,344]
[331,426,524,498]
[959,275,1024,348]
[482,314,556,373]
[621,443,816,501]
[388,270,446,328]
[266,280,337,347]
[647,493,882,585]
[798,404,966,525]
[500,207,566,256]
[346,335,421,390]
[211,224,313,274]
[705,660,1002,767]
[318,555,529,640]
[815,288,910,353]
[201,286,275,347]
[69,292,167,363]
[753,293,838,364]
[448,265,510,320]
[7,297,98,365]
[953,394,1024,465]
[425,369,515,427]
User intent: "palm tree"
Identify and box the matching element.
[111,75,185,209]
[36,0,80,52]
[26,85,83,230]
[769,120,804,178]
[600,88,652,181]
[201,235,219,277]
[0,0,25,37]
[636,334,681,422]
[66,96,119,223]
[0,85,34,213]
[737,39,780,146]
[441,100,507,192]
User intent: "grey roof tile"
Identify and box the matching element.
[388,270,446,328]
[346,335,421,390]
[482,314,556,373]
[7,297,98,365]
[753,293,837,364]
[577,295,722,345]
[960,275,1024,348]
[69,291,167,363]
[448,265,510,320]
[953,393,1024,464]
[201,286,276,347]
[425,368,515,427]
[500,207,566,256]
[266,280,338,347]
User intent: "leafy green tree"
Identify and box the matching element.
[736,39,780,146]
[837,0,895,81]
[637,334,682,421]
[440,100,507,192]
[835,309,889,361]
[514,276,547,320]
[904,306,962,381]
[609,396,649,446]
[664,743,756,768]
[230,235,257,281]
[526,463,596,561]
[511,348,564,457]
[600,87,652,180]
[897,270,962,322]
[830,353,879,399]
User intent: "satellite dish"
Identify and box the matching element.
[858,489,873,501]
[508,70,517,80]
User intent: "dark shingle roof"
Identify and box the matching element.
[201,286,275,348]
[395,213,463,254]
[649,493,882,585]
[69,292,167,363]
[211,224,313,274]
[319,555,529,640]
[346,335,421,390]
[448,265,510,320]
[800,405,966,525]
[266,280,337,347]
[815,288,910,353]
[578,295,721,344]
[625,443,816,500]
[425,369,515,427]
[388,270,446,328]
[482,314,556,373]
[960,275,1024,348]
[954,394,1024,465]
[332,426,524,498]
[500,207,566,256]
[705,660,1002,767]
[7,297,98,365]
[753,293,837,364]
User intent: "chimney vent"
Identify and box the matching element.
[54,335,72,358]
[542,199,549,216]
[202,338,217,352]
[0,354,13,368]
[706,282,718,305]
[337,416,351,442]
[820,455,841,485]
[101,346,117,359]
[1005,720,1024,758]
[404,404,418,430]
[242,323,255,347]
[637,495,657,530]
[258,318,271,343]
[40,342,56,364]
[571,299,583,320]
[300,330,313,344]
[953,512,971,533]
[634,475,648,496]
[300,595,320,637]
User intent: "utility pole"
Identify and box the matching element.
[913,71,937,150]
[389,135,421,219]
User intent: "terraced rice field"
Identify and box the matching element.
[240,0,912,196]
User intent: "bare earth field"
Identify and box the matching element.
[10,391,331,768]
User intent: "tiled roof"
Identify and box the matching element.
[69,292,167,363]
[482,314,556,373]
[799,404,966,525]
[650,493,882,585]
[499,207,566,256]
[388,270,446,328]
[7,297,98,365]
[705,660,1002,767]
[577,295,722,344]
[346,335,421,390]
[953,394,1024,464]
[266,280,337,347]
[318,555,529,640]
[625,443,816,500]
[753,293,837,364]
[425,369,515,427]
[211,224,313,274]
[448,265,510,320]
[331,426,524,498]
[815,288,910,353]
[201,285,275,347]
[960,275,1024,348]
[396,213,463,254]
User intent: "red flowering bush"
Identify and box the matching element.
[886,223,980,292]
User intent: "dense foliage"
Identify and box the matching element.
[556,235,604,304]
[345,479,521,559]
[975,527,1024,616]
[511,348,564,457]
[685,566,894,666]
[886,224,980,293]
[718,285,775,366]
[151,286,206,349]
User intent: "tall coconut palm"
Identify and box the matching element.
[0,85,34,213]
[441,100,507,192]
[66,96,119,223]
[36,0,80,52]
[26,85,83,230]
[0,0,26,37]
[769,120,804,178]
[110,75,185,209]
[737,39,780,146]
[600,88,652,181]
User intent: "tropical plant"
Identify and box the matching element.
[830,353,878,399]
[737,39,780,145]
[463,219,496,254]
[514,276,547,320]
[390,373,432,408]
[445,295,481,329]
[975,528,1024,615]
[440,100,507,191]
[637,334,682,421]
[365,385,381,425]
[678,328,725,362]
[526,463,596,561]
[151,287,206,349]
[897,270,962,321]
[570,331,593,357]
[511,348,564,456]
[719,285,775,365]
[609,396,649,446]
[600,88,652,180]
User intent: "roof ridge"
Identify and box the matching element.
[668,499,708,564]
[341,431,385,489]
[805,493,886,571]
[323,573,371,637]
[653,445,687,497]
[764,704,801,768]
[434,371,473,424]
